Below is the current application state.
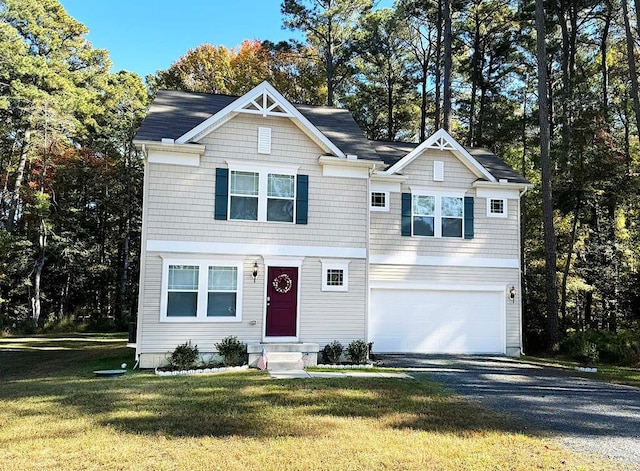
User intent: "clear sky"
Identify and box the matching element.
[59,0,393,80]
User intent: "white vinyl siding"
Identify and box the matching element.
[145,114,367,248]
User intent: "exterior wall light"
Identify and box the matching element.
[252,262,259,282]
[509,286,516,303]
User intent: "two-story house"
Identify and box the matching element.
[132,81,530,368]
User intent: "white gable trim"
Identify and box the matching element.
[175,81,346,158]
[382,129,496,182]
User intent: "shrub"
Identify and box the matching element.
[347,339,369,364]
[168,341,199,370]
[321,340,344,364]
[560,330,640,366]
[215,336,247,366]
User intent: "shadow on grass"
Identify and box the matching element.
[1,336,527,439]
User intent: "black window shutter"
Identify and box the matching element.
[296,174,309,224]
[464,196,474,239]
[401,193,412,236]
[214,168,229,220]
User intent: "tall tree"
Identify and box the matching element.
[281,0,373,106]
[535,0,559,350]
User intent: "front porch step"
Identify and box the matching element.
[248,343,319,369]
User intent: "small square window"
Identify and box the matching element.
[326,269,344,286]
[370,191,389,211]
[321,260,349,292]
[487,198,507,218]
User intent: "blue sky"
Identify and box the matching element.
[59,0,393,80]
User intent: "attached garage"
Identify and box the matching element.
[369,287,506,354]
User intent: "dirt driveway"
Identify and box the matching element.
[376,354,640,466]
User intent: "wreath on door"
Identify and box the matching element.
[272,273,293,294]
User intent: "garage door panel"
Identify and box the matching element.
[370,289,504,354]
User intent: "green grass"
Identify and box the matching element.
[0,336,625,471]
[521,355,640,388]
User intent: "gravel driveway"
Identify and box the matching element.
[376,354,640,466]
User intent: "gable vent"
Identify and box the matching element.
[258,127,272,154]
[433,161,444,181]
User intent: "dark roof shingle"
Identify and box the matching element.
[135,89,528,183]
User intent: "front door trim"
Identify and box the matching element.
[262,257,303,341]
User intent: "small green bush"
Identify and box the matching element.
[321,340,344,364]
[560,330,640,366]
[215,336,247,366]
[347,339,369,364]
[169,341,199,370]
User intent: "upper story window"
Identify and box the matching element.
[412,193,463,238]
[226,163,298,223]
[487,198,507,218]
[230,171,259,220]
[370,191,389,211]
[267,174,295,222]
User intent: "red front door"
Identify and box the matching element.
[266,266,298,337]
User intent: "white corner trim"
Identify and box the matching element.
[147,150,200,167]
[322,165,369,179]
[369,254,519,269]
[369,280,507,292]
[147,240,367,259]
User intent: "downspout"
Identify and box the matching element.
[134,144,150,366]
[517,185,528,355]
[365,165,374,355]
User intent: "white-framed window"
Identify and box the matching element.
[230,171,259,221]
[321,260,350,292]
[411,190,464,238]
[487,198,507,218]
[267,173,295,222]
[227,161,298,223]
[370,191,389,211]
[161,258,243,322]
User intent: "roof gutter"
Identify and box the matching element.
[133,139,206,155]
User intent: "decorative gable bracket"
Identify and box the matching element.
[239,90,293,118]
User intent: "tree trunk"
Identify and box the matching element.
[31,218,47,323]
[387,66,393,140]
[560,193,581,330]
[443,0,452,132]
[420,63,428,141]
[468,6,481,147]
[535,0,560,351]
[623,0,640,138]
[434,0,443,129]
[601,2,611,115]
[326,19,335,107]
[6,129,31,234]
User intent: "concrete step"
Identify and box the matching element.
[247,343,319,354]
[248,342,319,369]
[267,360,304,371]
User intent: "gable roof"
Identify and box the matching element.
[371,136,530,185]
[134,86,527,184]
[135,82,381,162]
[383,129,496,182]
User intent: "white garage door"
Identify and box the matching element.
[369,289,505,354]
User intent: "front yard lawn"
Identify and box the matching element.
[0,335,622,470]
